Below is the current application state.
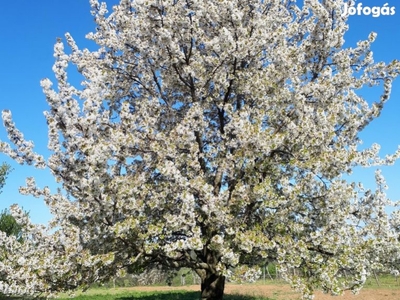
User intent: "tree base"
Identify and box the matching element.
[200,273,225,300]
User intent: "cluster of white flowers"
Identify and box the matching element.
[1,0,400,299]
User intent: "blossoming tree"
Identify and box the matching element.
[1,0,400,299]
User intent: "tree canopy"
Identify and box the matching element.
[1,0,400,299]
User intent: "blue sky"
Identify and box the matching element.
[0,0,399,224]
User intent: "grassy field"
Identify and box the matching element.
[56,290,271,300]
[3,276,399,300]
[53,277,400,300]
[363,274,400,289]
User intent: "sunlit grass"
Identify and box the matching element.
[56,290,274,300]
[364,274,400,289]
[4,275,400,300]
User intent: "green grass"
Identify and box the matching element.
[56,291,272,300]
[364,274,400,289]
[4,275,400,300]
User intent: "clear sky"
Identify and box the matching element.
[0,0,399,224]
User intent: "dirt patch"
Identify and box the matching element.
[125,284,400,300]
[225,284,400,300]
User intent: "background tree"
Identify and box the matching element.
[0,0,400,299]
[0,209,23,242]
[0,164,26,255]
[0,163,23,240]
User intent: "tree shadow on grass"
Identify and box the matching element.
[1,292,273,300]
[116,291,272,300]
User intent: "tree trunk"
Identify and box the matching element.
[200,271,225,300]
